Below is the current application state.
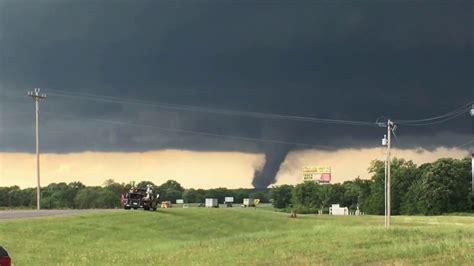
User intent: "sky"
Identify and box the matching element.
[0,0,472,188]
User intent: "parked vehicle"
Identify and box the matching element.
[205,198,219,208]
[160,201,172,208]
[0,246,11,266]
[224,197,234,207]
[243,198,255,207]
[121,186,158,211]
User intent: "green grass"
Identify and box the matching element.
[1,208,473,265]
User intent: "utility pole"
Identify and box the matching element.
[470,104,474,194]
[382,120,394,228]
[471,147,473,195]
[386,119,392,228]
[382,134,388,228]
[27,88,46,210]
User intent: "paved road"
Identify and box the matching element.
[0,209,115,220]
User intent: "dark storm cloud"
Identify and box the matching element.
[0,0,473,187]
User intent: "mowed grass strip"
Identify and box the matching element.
[0,208,473,265]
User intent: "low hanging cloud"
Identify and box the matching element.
[0,150,265,189]
[1,146,469,189]
[275,147,470,186]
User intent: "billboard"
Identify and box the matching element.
[302,166,331,183]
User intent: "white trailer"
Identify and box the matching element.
[224,197,234,207]
[243,198,254,207]
[205,198,219,208]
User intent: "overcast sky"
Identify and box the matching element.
[0,0,472,188]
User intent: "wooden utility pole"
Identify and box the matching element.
[27,88,46,210]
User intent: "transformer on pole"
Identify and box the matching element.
[27,88,46,210]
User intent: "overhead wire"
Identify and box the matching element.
[394,101,473,126]
[41,111,336,150]
[6,88,471,131]
[394,110,469,126]
[456,139,474,149]
[46,88,379,127]
[46,89,474,127]
[2,89,470,150]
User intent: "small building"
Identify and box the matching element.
[329,204,348,215]
[205,198,219,208]
[176,199,184,204]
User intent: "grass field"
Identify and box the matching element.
[1,208,473,265]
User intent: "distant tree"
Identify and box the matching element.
[68,181,85,190]
[74,187,101,209]
[319,184,335,213]
[330,183,346,205]
[233,189,252,203]
[195,189,207,203]
[205,188,233,203]
[183,188,210,203]
[389,159,418,215]
[270,185,293,209]
[292,181,321,213]
[249,190,270,203]
[403,158,471,215]
[341,181,360,211]
[5,186,21,207]
[351,178,372,212]
[136,181,156,190]
[157,180,184,202]
[182,188,197,203]
[103,179,116,187]
[400,179,423,215]
[163,188,183,203]
[103,179,125,198]
[98,189,119,208]
[158,180,184,192]
[66,181,86,208]
[18,188,36,207]
[363,160,385,214]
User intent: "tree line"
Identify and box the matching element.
[1,157,471,215]
[270,157,473,215]
[0,179,270,209]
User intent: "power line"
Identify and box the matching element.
[394,101,473,126]
[394,110,468,126]
[47,89,379,127]
[45,89,474,127]
[42,111,336,150]
[456,139,474,149]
